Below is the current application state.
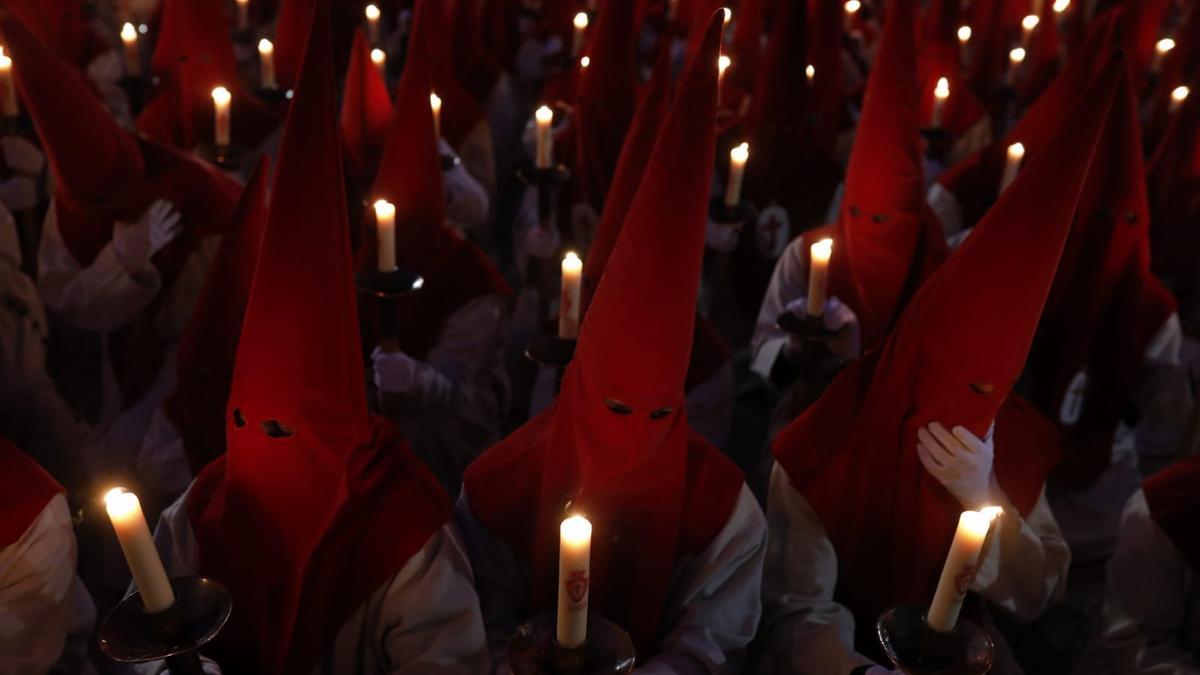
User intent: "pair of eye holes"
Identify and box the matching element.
[603,398,673,420]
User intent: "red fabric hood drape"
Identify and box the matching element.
[1143,454,1200,577]
[464,13,744,659]
[339,27,393,185]
[774,48,1123,655]
[185,4,448,672]
[0,438,62,547]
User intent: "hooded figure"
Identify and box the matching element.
[0,438,96,673]
[137,158,270,503]
[460,13,767,671]
[1076,453,1200,672]
[137,4,488,673]
[136,0,280,154]
[6,10,243,481]
[751,0,948,442]
[365,0,511,498]
[760,39,1125,674]
[339,28,393,189]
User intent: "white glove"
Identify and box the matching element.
[372,346,418,393]
[523,224,561,260]
[111,199,182,274]
[0,176,38,211]
[705,217,740,252]
[917,421,995,509]
[783,295,862,360]
[1,136,45,175]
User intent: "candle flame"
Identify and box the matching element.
[1053,0,1070,12]
[561,515,592,544]
[573,11,589,29]
[722,6,732,23]
[718,54,731,75]
[844,0,860,13]
[429,92,441,110]
[373,199,395,218]
[258,38,273,55]
[811,238,833,262]
[365,3,380,20]
[370,48,385,66]
[211,86,231,104]
[580,56,590,68]
[1008,142,1026,159]
[805,64,815,80]
[563,250,581,265]
[104,487,140,519]
[1009,47,1026,64]
[1156,38,1176,55]
[1172,86,1190,102]
[935,77,950,98]
[980,506,1004,521]
[535,105,554,123]
[0,53,12,69]
[121,22,137,41]
[730,141,749,163]
[957,25,972,43]
[1021,14,1039,31]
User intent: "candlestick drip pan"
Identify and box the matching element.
[99,576,232,663]
[876,605,994,675]
[509,612,635,675]
[525,335,577,369]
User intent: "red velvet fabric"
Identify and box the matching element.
[0,438,62,548]
[464,13,744,659]
[339,28,393,184]
[185,5,449,672]
[1,0,105,70]
[1143,454,1200,577]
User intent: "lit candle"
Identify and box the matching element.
[365,4,382,44]
[1006,47,1026,86]
[580,56,590,69]
[572,12,588,59]
[843,0,860,32]
[932,77,950,128]
[430,92,442,139]
[1152,38,1175,73]
[1020,14,1039,49]
[957,26,972,68]
[121,23,141,77]
[105,488,176,614]
[725,142,749,208]
[236,0,250,30]
[535,105,554,169]
[926,508,1001,632]
[258,39,276,89]
[1052,0,1070,21]
[718,55,731,103]
[374,199,396,272]
[806,64,815,85]
[559,252,582,339]
[370,48,386,78]
[557,515,592,649]
[211,86,231,147]
[807,238,833,317]
[999,142,1025,194]
[0,52,17,118]
[1170,86,1190,114]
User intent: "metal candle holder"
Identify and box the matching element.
[708,197,755,228]
[356,267,425,349]
[509,612,635,675]
[117,76,152,117]
[525,334,577,369]
[196,142,245,171]
[876,605,995,675]
[516,159,572,229]
[254,86,290,105]
[99,576,233,675]
[920,127,954,163]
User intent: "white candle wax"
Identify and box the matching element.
[843,0,860,32]
[806,64,815,85]
[212,86,232,148]
[926,508,1001,632]
[557,515,592,648]
[105,488,176,614]
[236,0,250,30]
[932,77,950,128]
[957,26,972,69]
[725,142,749,208]
[1152,38,1175,74]
[0,53,17,118]
[430,92,442,140]
[572,12,588,58]
[1170,86,1190,115]
[1006,47,1026,86]
[807,238,833,317]
[121,23,141,77]
[365,4,382,45]
[370,48,386,78]
[258,39,277,89]
[718,55,731,104]
[559,252,582,339]
[374,200,396,272]
[999,142,1025,194]
[1020,14,1039,49]
[535,105,554,169]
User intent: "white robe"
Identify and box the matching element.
[1075,490,1200,674]
[760,463,1070,675]
[378,294,511,497]
[455,485,767,675]
[36,202,217,478]
[130,488,491,675]
[0,494,97,675]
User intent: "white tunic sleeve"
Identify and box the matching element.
[439,139,491,237]
[750,236,807,382]
[37,202,162,332]
[759,463,877,675]
[635,485,767,675]
[0,494,80,675]
[136,409,193,504]
[1075,491,1200,674]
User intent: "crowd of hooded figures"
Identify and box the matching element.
[1,0,1199,673]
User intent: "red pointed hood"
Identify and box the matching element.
[186,3,449,671]
[163,157,270,478]
[272,0,313,91]
[806,0,846,153]
[774,51,1123,654]
[727,0,766,95]
[917,0,986,136]
[450,0,503,104]
[1,0,104,69]
[464,12,744,657]
[339,28,392,183]
[149,0,238,78]
[570,0,639,207]
[0,439,62,547]
[424,0,487,149]
[830,0,948,349]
